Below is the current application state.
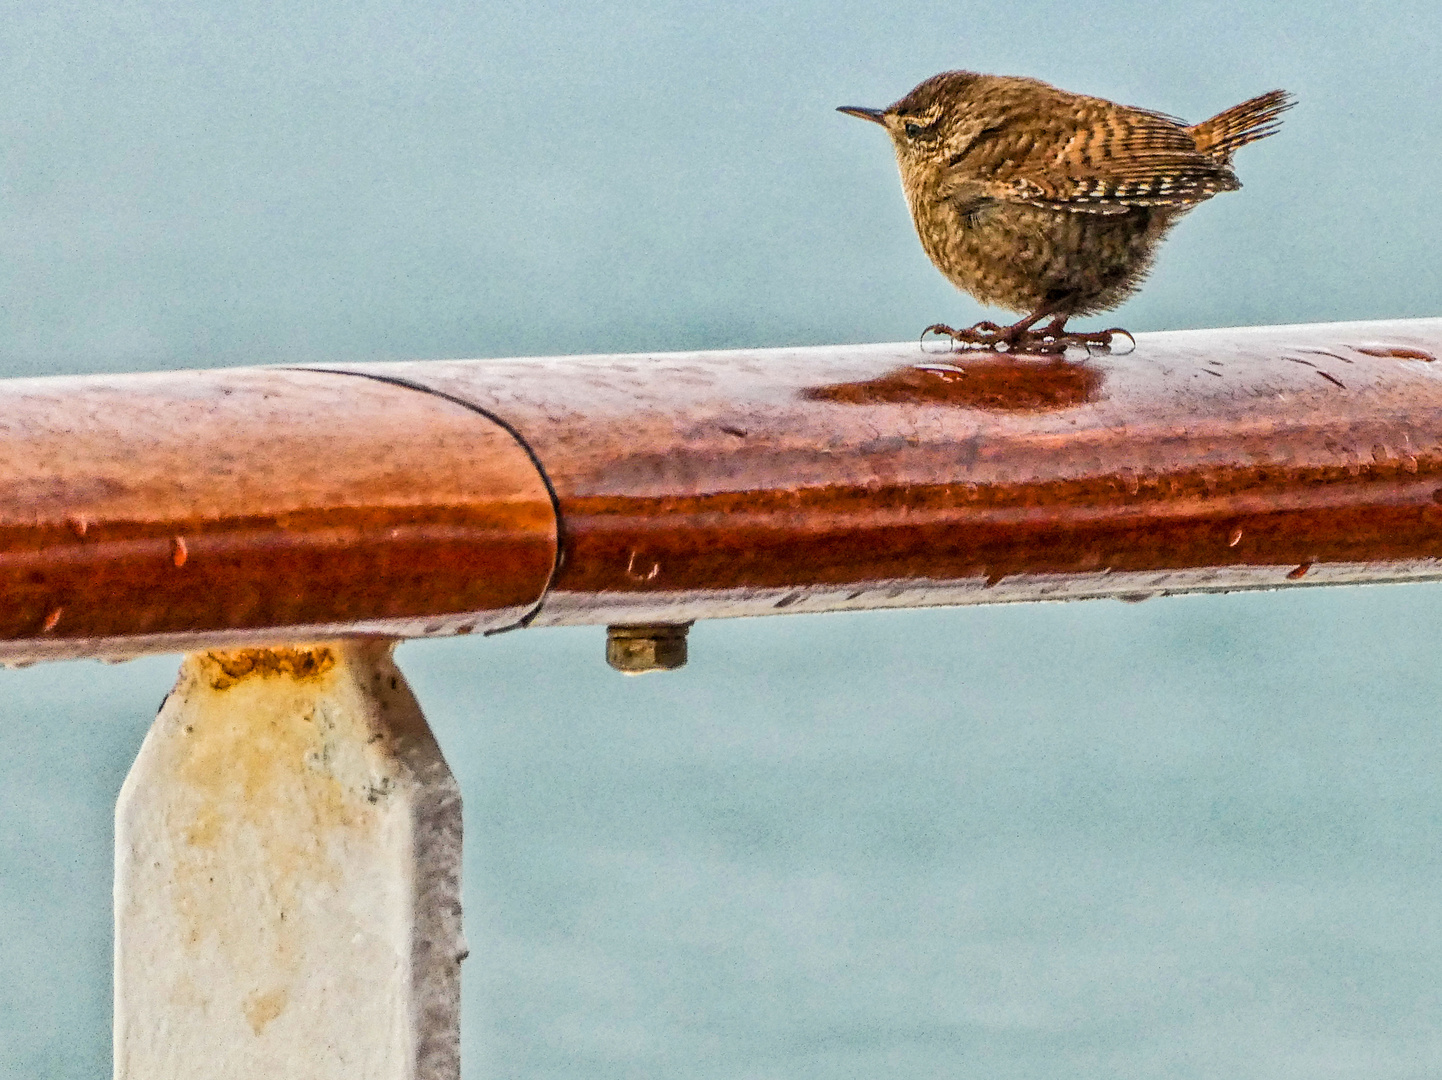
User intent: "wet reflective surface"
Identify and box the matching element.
[803,356,1104,411]
[0,369,556,660]
[348,318,1442,625]
[4,319,1442,658]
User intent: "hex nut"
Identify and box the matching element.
[605,623,691,674]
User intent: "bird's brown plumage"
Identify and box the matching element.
[841,73,1293,347]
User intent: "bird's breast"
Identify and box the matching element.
[903,186,1175,316]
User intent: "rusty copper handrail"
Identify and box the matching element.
[0,368,556,662]
[2,318,1440,662]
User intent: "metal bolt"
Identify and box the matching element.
[605,622,691,674]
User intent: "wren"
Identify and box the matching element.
[840,73,1293,353]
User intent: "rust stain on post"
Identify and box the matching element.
[200,646,337,691]
[176,647,370,855]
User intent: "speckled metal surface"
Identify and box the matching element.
[2,319,1441,660]
[324,318,1442,626]
[0,367,556,662]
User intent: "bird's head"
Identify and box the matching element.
[838,71,983,186]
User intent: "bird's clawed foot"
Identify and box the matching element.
[921,321,1010,350]
[1039,326,1135,354]
[922,320,1134,356]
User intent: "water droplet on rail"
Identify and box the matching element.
[42,607,62,632]
[171,536,188,567]
[625,550,661,582]
[1228,527,1243,547]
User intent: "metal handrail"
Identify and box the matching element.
[3,317,1440,663]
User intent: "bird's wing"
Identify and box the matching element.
[948,96,1239,216]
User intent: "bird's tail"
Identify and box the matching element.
[1188,90,1295,163]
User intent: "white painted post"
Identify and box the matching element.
[114,640,464,1080]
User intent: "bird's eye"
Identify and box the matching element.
[904,121,923,138]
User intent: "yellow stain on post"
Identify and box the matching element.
[243,987,289,1036]
[115,639,464,1079]
[159,644,397,1031]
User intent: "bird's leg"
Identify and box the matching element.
[923,302,1068,353]
[1038,315,1070,340]
[997,307,1062,353]
[925,299,1135,355]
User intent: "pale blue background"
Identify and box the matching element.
[2,0,1441,1076]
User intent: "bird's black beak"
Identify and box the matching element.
[837,106,887,126]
